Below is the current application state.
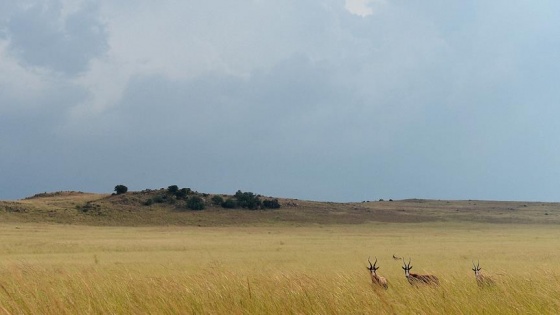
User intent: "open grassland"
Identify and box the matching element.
[0,223,559,314]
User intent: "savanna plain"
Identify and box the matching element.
[1,193,560,314]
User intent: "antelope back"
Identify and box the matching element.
[377,275,388,289]
[476,274,495,287]
[408,273,439,285]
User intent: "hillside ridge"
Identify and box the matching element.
[1,189,559,226]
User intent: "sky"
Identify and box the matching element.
[1,0,559,202]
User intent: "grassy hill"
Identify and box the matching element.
[1,189,559,226]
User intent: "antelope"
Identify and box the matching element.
[472,261,495,287]
[393,254,401,260]
[402,258,439,285]
[367,257,388,289]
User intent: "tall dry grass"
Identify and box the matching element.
[0,223,559,314]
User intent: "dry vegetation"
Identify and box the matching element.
[0,223,559,314]
[1,190,559,226]
[1,191,560,314]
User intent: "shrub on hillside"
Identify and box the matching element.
[263,199,281,209]
[114,185,128,195]
[152,195,166,203]
[167,185,179,194]
[221,198,237,209]
[211,195,224,206]
[187,196,205,210]
[175,188,190,199]
[234,190,262,210]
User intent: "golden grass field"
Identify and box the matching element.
[0,222,559,314]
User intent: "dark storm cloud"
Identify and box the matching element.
[107,53,379,159]
[6,1,108,75]
[1,0,560,202]
[0,80,89,197]
[40,53,385,200]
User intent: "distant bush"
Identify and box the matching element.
[221,198,237,209]
[167,185,179,194]
[175,188,190,200]
[211,195,224,206]
[234,190,262,210]
[263,199,281,209]
[114,185,128,195]
[219,190,279,210]
[152,195,166,203]
[187,196,205,210]
[144,199,154,206]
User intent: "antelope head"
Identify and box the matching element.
[472,260,482,276]
[367,257,380,275]
[402,258,412,278]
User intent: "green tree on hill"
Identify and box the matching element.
[167,185,179,194]
[234,190,262,210]
[114,185,128,195]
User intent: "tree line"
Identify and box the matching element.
[114,185,281,211]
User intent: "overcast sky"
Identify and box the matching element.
[1,0,559,202]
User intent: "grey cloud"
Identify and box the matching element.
[0,80,89,197]
[44,54,372,200]
[95,54,346,154]
[2,1,560,202]
[6,1,108,75]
